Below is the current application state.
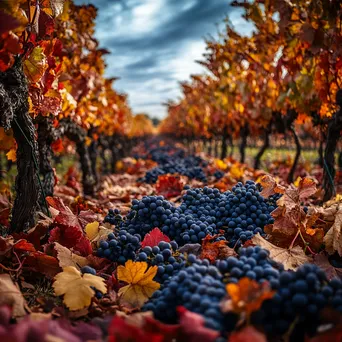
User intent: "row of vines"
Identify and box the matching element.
[0,0,155,233]
[159,0,342,201]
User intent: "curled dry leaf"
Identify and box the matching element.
[53,266,107,311]
[259,174,286,198]
[54,242,88,269]
[251,233,311,270]
[229,326,267,342]
[117,260,160,308]
[200,235,236,263]
[324,204,342,257]
[223,277,274,317]
[0,274,27,317]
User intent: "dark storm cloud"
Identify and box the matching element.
[74,0,249,118]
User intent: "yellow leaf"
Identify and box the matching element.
[54,242,88,269]
[230,164,244,179]
[85,136,92,147]
[117,260,160,308]
[6,148,16,162]
[53,266,107,311]
[85,221,100,241]
[23,47,48,83]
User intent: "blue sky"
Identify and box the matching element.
[74,0,250,119]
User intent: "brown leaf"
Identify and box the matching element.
[313,253,342,280]
[251,233,311,270]
[324,204,342,256]
[0,274,27,317]
[54,242,88,269]
[229,326,267,342]
[259,174,286,198]
[200,235,236,263]
[297,177,317,200]
[223,278,274,316]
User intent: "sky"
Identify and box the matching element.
[74,0,251,119]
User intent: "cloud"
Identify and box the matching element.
[74,0,250,118]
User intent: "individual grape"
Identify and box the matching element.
[81,266,96,275]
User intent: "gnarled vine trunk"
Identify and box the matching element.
[239,124,249,163]
[0,59,40,233]
[87,128,98,184]
[287,126,301,183]
[36,116,55,210]
[221,127,228,160]
[323,90,342,201]
[254,122,271,170]
[59,119,96,196]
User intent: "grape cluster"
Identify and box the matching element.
[104,208,124,226]
[122,195,175,238]
[264,193,282,212]
[217,246,283,284]
[221,181,274,247]
[252,264,333,338]
[136,240,186,284]
[143,254,234,331]
[97,230,141,264]
[138,146,208,184]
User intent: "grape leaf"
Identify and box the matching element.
[324,204,342,256]
[117,260,160,308]
[23,47,48,83]
[54,242,88,269]
[141,228,170,248]
[251,233,311,270]
[229,326,267,342]
[85,221,100,240]
[53,266,107,311]
[0,274,27,317]
[259,174,285,198]
[200,235,236,263]
[223,278,274,316]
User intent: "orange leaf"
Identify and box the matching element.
[6,148,16,162]
[200,235,236,263]
[223,277,275,316]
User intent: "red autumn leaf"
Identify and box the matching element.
[155,175,186,199]
[46,197,84,248]
[13,240,36,253]
[0,236,14,258]
[25,252,61,278]
[177,306,220,342]
[73,235,93,257]
[144,316,180,341]
[77,210,99,228]
[108,316,163,342]
[229,326,266,342]
[141,228,170,248]
[200,235,236,263]
[51,138,64,153]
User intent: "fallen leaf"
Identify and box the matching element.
[200,235,236,263]
[54,242,88,269]
[179,243,202,256]
[251,233,311,270]
[259,174,286,198]
[0,274,27,317]
[324,204,342,256]
[297,177,317,200]
[85,221,100,240]
[117,260,160,308]
[229,326,267,342]
[25,252,61,278]
[313,253,342,280]
[223,278,274,316]
[155,175,185,199]
[141,228,170,248]
[53,266,107,311]
[177,306,220,342]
